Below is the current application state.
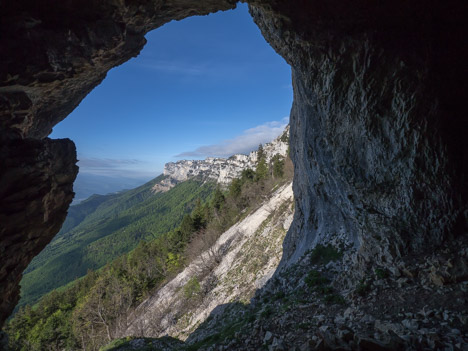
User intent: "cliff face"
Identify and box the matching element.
[0,0,467,328]
[152,127,289,192]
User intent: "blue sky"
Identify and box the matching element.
[51,3,292,182]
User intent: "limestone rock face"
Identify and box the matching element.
[152,127,289,192]
[0,0,467,328]
[162,155,255,186]
[247,0,467,269]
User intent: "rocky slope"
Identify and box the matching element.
[105,235,468,351]
[172,238,468,351]
[152,127,289,193]
[121,181,293,340]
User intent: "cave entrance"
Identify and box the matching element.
[15,2,292,326]
[50,2,292,203]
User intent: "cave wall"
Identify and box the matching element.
[248,0,467,268]
[1,0,466,326]
[0,138,77,323]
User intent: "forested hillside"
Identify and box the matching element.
[19,175,215,309]
[6,146,292,351]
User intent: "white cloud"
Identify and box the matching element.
[175,117,289,158]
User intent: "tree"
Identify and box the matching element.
[191,198,207,231]
[255,144,268,181]
[257,144,265,161]
[179,214,195,240]
[272,154,285,178]
[255,158,268,182]
[229,178,242,198]
[212,187,225,211]
[241,168,255,182]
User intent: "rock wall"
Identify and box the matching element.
[1,0,466,327]
[0,137,77,322]
[247,0,467,268]
[153,126,289,192]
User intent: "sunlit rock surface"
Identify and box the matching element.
[123,183,293,339]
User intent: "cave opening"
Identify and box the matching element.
[50,2,292,203]
[14,2,293,320]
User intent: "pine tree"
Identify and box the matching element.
[241,168,255,182]
[191,198,206,231]
[212,187,225,210]
[179,215,195,240]
[255,144,268,181]
[272,154,285,178]
[255,158,268,181]
[229,178,242,198]
[257,144,265,161]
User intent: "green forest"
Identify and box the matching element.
[6,148,292,351]
[19,176,215,310]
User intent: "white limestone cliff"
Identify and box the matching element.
[152,126,289,193]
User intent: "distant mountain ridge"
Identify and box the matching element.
[152,125,289,193]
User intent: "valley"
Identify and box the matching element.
[19,177,215,310]
[6,128,293,350]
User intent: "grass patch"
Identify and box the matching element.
[304,270,346,305]
[324,294,346,305]
[298,322,312,330]
[260,305,273,318]
[355,279,371,296]
[305,270,329,287]
[100,337,132,351]
[308,244,343,265]
[274,291,286,300]
[375,268,389,279]
[184,316,246,351]
[101,337,157,351]
[183,277,201,299]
